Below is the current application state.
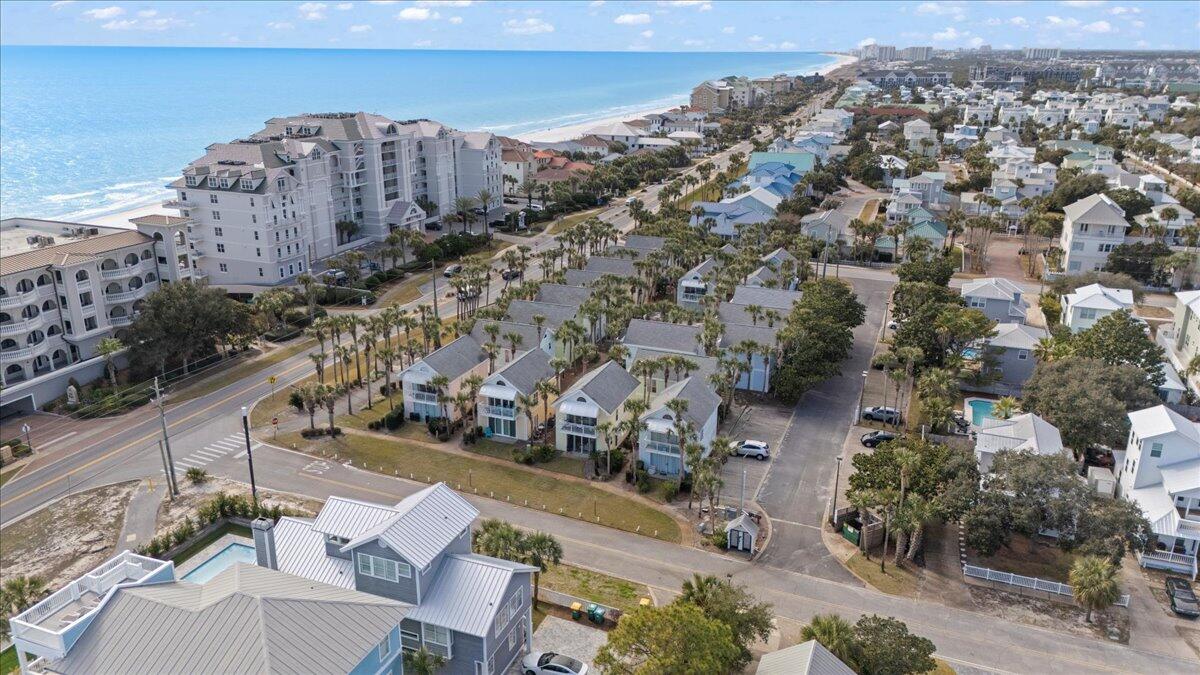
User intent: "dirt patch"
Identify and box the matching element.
[0,481,138,589]
[1180,628,1200,660]
[156,477,323,534]
[968,586,1129,644]
[1135,304,1173,320]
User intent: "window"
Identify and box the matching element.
[1017,350,1028,360]
[256,248,261,257]
[241,179,254,191]
[288,264,294,276]
[1150,442,1163,458]
[508,629,518,651]
[275,232,280,242]
[357,553,410,581]
[250,197,255,207]
[494,591,522,636]
[422,624,452,659]
[216,244,225,254]
[214,227,223,237]
[219,263,228,273]
[258,267,264,278]
[1071,241,1084,251]
[212,211,221,221]
[277,248,282,258]
[968,297,986,308]
[1080,308,1097,320]
[79,291,93,307]
[277,177,286,191]
[377,633,392,661]
[279,267,285,279]
[210,194,219,204]
[84,316,97,331]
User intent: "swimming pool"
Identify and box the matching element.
[965,398,997,426]
[181,543,256,583]
[962,347,981,360]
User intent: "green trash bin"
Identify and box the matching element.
[587,604,605,624]
[570,602,583,620]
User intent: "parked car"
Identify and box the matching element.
[860,430,897,448]
[319,269,348,286]
[425,221,443,231]
[443,264,463,278]
[886,319,900,331]
[500,268,523,281]
[862,406,901,424]
[729,440,770,460]
[529,203,545,212]
[1166,577,1200,618]
[625,196,638,205]
[522,652,588,675]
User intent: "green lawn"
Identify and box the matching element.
[547,208,603,236]
[170,339,315,404]
[845,552,920,596]
[280,430,680,543]
[540,563,649,613]
[0,646,17,675]
[0,466,19,487]
[469,439,587,478]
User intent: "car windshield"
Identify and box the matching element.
[550,655,583,671]
[538,653,556,666]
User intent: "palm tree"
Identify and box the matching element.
[520,531,563,609]
[453,196,477,235]
[1070,556,1121,623]
[476,189,494,235]
[96,337,123,387]
[297,383,320,430]
[319,384,338,434]
[800,614,860,670]
[429,374,450,419]
[473,518,525,560]
[378,348,397,409]
[992,396,1019,420]
[516,392,539,440]
[403,648,447,675]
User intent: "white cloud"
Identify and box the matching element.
[267,21,295,30]
[412,39,433,47]
[1009,16,1028,27]
[932,25,967,41]
[449,16,463,24]
[614,13,651,25]
[779,40,797,49]
[1131,19,1144,28]
[748,35,763,42]
[348,23,372,32]
[915,2,965,20]
[397,7,438,20]
[337,2,354,9]
[503,17,554,34]
[1046,16,1081,27]
[137,9,157,17]
[640,30,654,38]
[721,25,735,34]
[1135,39,1149,47]
[857,37,876,47]
[1082,20,1114,33]
[101,15,183,31]
[416,1,473,6]
[82,6,124,20]
[590,1,606,6]
[967,36,985,47]
[1108,6,1140,14]
[682,38,705,46]
[50,1,75,8]
[298,2,327,20]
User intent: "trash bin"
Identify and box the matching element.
[587,603,605,625]
[570,602,583,621]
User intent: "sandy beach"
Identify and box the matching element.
[80,52,858,229]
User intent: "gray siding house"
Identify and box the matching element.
[262,483,537,675]
[977,322,1047,395]
[961,277,1029,324]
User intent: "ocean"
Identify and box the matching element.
[0,46,837,222]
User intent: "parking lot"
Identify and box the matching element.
[718,400,795,512]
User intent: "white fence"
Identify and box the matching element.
[963,564,1130,607]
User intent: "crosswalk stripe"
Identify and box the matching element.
[192,451,223,461]
[212,440,241,450]
[203,446,230,456]
[174,458,204,468]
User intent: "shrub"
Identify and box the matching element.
[512,448,535,465]
[659,481,679,502]
[709,530,729,549]
[186,467,210,484]
[532,444,559,464]
[300,427,342,438]
[288,389,305,413]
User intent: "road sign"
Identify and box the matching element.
[272,417,279,426]
[21,424,30,434]
[268,376,277,384]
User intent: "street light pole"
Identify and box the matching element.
[153,377,179,496]
[241,406,259,508]
[830,456,844,527]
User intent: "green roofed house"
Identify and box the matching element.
[748,151,816,174]
[876,207,948,260]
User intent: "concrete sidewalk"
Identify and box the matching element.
[116,478,167,552]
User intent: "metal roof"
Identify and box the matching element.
[405,554,536,637]
[342,484,479,569]
[274,517,355,589]
[756,640,856,675]
[310,497,401,540]
[49,563,409,675]
[961,277,1024,301]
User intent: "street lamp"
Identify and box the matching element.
[830,456,844,528]
[241,406,259,508]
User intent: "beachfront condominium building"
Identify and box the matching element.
[0,216,195,417]
[165,112,501,288]
[1023,47,1061,61]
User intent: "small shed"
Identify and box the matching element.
[726,513,758,553]
[1087,466,1116,498]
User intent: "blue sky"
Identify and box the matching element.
[1,1,1198,52]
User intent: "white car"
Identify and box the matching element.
[522,652,588,675]
[730,440,770,460]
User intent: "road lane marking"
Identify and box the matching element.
[0,354,313,509]
[192,450,224,460]
[39,431,78,449]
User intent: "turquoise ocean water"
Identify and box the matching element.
[0,46,835,222]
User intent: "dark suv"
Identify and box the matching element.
[1166,577,1199,618]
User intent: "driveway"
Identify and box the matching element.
[719,400,792,515]
[753,276,893,582]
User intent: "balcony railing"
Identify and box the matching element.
[410,391,438,404]
[1,346,36,360]
[0,290,35,309]
[104,290,141,303]
[100,266,140,280]
[482,404,516,419]
[163,198,195,209]
[643,440,680,456]
[109,315,134,327]
[561,422,596,436]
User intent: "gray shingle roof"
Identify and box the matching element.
[583,256,637,276]
[421,335,486,380]
[722,322,779,347]
[650,376,720,428]
[563,269,606,287]
[534,283,593,308]
[729,285,803,311]
[630,348,719,384]
[622,235,666,250]
[405,554,536,638]
[1063,193,1128,227]
[489,348,554,396]
[342,483,479,569]
[623,319,704,355]
[50,564,409,675]
[560,361,639,414]
[506,300,579,330]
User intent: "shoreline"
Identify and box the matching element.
[76,52,857,229]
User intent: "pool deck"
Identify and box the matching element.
[175,533,254,579]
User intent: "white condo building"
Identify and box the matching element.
[165,112,501,288]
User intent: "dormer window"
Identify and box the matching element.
[311,149,322,159]
[325,534,349,545]
[219,178,230,189]
[276,177,287,191]
[240,178,255,190]
[185,175,199,187]
[207,176,218,187]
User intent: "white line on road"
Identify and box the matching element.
[192,450,224,460]
[38,431,78,449]
[212,440,241,450]
[769,518,823,531]
[174,458,204,468]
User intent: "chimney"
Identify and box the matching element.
[252,518,277,570]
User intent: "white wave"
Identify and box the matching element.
[481,94,688,134]
[106,180,161,190]
[44,189,103,203]
[63,187,171,222]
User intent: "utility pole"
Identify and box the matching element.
[241,406,259,507]
[153,377,179,496]
[739,469,747,516]
[430,260,441,323]
[830,456,843,527]
[157,440,176,500]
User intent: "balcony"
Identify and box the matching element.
[163,198,195,209]
[643,440,681,456]
[110,314,135,327]
[1,346,36,360]
[100,264,146,280]
[482,404,516,419]
[11,551,172,660]
[0,314,46,337]
[0,290,35,310]
[104,289,141,303]
[410,391,438,404]
[561,421,597,436]
[1138,549,1198,578]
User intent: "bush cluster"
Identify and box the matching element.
[137,492,295,558]
[367,407,406,431]
[511,443,560,465]
[300,426,343,438]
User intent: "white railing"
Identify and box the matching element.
[963,564,1130,606]
[643,440,680,456]
[100,266,139,280]
[0,315,45,336]
[2,346,36,360]
[482,404,516,419]
[410,391,438,404]
[0,291,35,309]
[1139,549,1198,567]
[163,199,195,209]
[561,422,596,436]
[109,315,134,327]
[104,290,140,303]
